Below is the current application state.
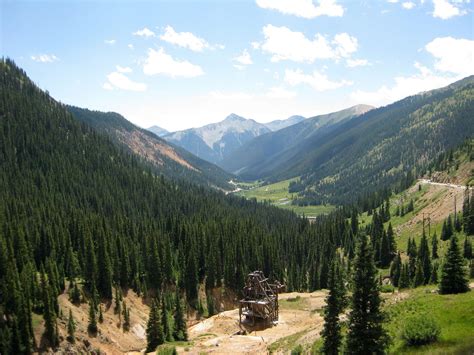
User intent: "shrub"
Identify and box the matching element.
[290,344,303,355]
[380,284,395,293]
[400,314,441,346]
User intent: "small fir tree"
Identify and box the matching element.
[439,235,469,294]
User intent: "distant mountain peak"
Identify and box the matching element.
[147,125,169,137]
[224,113,247,122]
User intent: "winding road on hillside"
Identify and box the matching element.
[418,179,473,190]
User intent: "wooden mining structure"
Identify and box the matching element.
[239,271,285,326]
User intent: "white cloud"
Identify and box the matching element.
[251,41,261,49]
[103,82,114,90]
[402,1,416,8]
[349,63,460,106]
[159,26,210,52]
[332,33,358,58]
[387,0,399,3]
[234,49,253,65]
[284,69,353,91]
[31,54,59,63]
[260,25,358,63]
[116,65,132,73]
[265,86,297,98]
[104,39,116,45]
[256,0,344,18]
[128,44,134,50]
[104,72,147,92]
[143,48,204,78]
[133,27,155,37]
[425,37,474,76]
[432,0,467,19]
[346,58,370,67]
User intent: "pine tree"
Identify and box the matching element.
[70,281,81,304]
[41,271,58,347]
[162,296,172,342]
[146,299,164,352]
[88,299,98,334]
[418,233,432,284]
[185,247,198,304]
[98,304,104,323]
[346,234,389,354]
[431,233,439,259]
[430,261,439,284]
[173,290,187,341]
[439,235,469,294]
[463,237,472,259]
[122,301,130,331]
[67,309,76,343]
[379,231,391,268]
[413,258,424,287]
[389,253,401,287]
[321,259,347,354]
[398,263,410,289]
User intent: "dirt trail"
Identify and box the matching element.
[179,291,328,354]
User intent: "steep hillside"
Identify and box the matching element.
[0,59,348,353]
[252,77,473,205]
[67,106,234,190]
[221,104,373,177]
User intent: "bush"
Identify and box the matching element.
[290,344,303,355]
[380,284,395,293]
[400,314,441,346]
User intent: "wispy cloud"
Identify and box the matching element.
[346,58,371,67]
[31,54,59,63]
[103,71,147,92]
[116,65,132,73]
[285,69,353,91]
[133,27,155,37]
[143,48,204,78]
[256,0,344,18]
[104,39,116,45]
[402,1,416,9]
[233,49,253,69]
[160,26,210,52]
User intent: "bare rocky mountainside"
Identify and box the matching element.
[162,113,306,165]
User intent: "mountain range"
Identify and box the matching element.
[220,104,373,177]
[158,113,306,164]
[225,77,474,205]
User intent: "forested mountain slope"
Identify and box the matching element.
[221,104,373,177]
[67,106,233,190]
[0,59,352,352]
[259,77,474,206]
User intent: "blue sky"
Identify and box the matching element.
[2,0,473,131]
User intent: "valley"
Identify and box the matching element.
[2,2,474,353]
[234,179,335,218]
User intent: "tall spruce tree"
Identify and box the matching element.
[346,234,389,354]
[67,309,76,343]
[162,296,172,342]
[439,235,469,294]
[321,259,347,354]
[146,299,164,352]
[87,299,98,334]
[173,290,187,341]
